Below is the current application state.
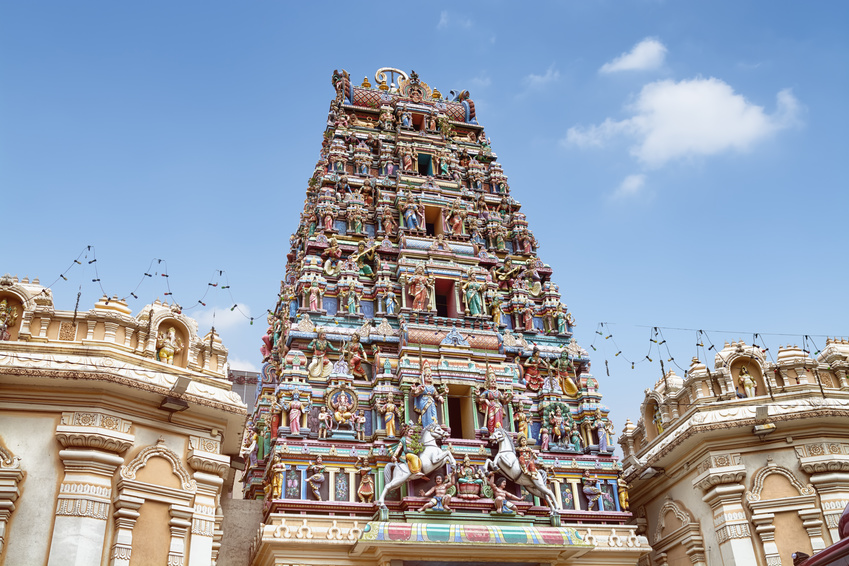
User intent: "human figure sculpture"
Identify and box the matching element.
[412,362,443,428]
[317,406,331,439]
[270,454,285,500]
[418,474,455,512]
[462,270,485,316]
[355,457,374,503]
[0,299,18,341]
[653,405,664,435]
[408,265,433,312]
[570,425,583,452]
[593,409,611,451]
[322,238,343,276]
[384,290,398,315]
[554,304,569,334]
[352,241,376,278]
[549,408,569,445]
[516,435,540,479]
[617,475,630,510]
[270,390,284,438]
[549,349,578,397]
[582,470,602,511]
[379,392,401,437]
[514,405,528,439]
[284,390,307,436]
[740,366,757,398]
[382,208,397,236]
[342,332,369,379]
[307,283,323,312]
[487,473,523,515]
[307,329,337,379]
[306,456,326,501]
[156,327,183,365]
[539,427,550,451]
[489,294,504,327]
[522,348,547,392]
[391,423,423,477]
[477,368,511,435]
[355,409,367,441]
[456,454,485,499]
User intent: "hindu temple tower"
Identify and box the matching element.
[242,67,650,565]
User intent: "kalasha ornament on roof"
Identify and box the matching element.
[242,68,633,540]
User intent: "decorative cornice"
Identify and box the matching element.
[55,413,135,454]
[121,440,196,492]
[693,464,747,493]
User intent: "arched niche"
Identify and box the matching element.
[641,394,665,443]
[0,291,25,341]
[731,357,766,399]
[152,318,190,369]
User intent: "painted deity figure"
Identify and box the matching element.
[418,474,456,512]
[307,329,337,379]
[156,327,183,365]
[402,196,422,230]
[740,366,756,398]
[487,473,523,515]
[539,427,550,451]
[284,390,307,436]
[355,409,367,441]
[617,475,630,510]
[549,408,569,445]
[353,241,376,278]
[549,349,578,397]
[516,435,540,479]
[355,457,374,503]
[653,405,664,435]
[379,392,401,437]
[306,456,326,501]
[270,454,286,499]
[322,238,343,276]
[0,299,18,341]
[522,348,548,392]
[342,332,369,379]
[270,390,285,437]
[489,293,504,327]
[317,406,331,439]
[308,283,323,312]
[514,405,528,439]
[462,270,485,316]
[477,368,511,435]
[332,392,355,430]
[408,265,432,311]
[392,423,423,476]
[384,290,398,315]
[582,470,602,511]
[412,362,442,428]
[570,425,583,452]
[554,303,569,334]
[381,207,397,236]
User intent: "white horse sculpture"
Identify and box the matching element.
[379,423,457,507]
[484,427,561,514]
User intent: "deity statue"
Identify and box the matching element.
[156,327,184,365]
[307,282,323,312]
[322,238,343,276]
[653,405,664,435]
[456,454,485,499]
[378,392,401,437]
[492,256,522,290]
[489,293,504,327]
[418,473,456,512]
[317,406,331,439]
[407,265,433,311]
[514,404,528,439]
[554,303,569,334]
[384,289,398,315]
[412,361,443,428]
[617,475,630,510]
[0,299,18,341]
[569,424,583,452]
[582,470,602,511]
[477,367,511,435]
[549,407,569,445]
[339,282,360,315]
[401,195,423,230]
[284,390,308,436]
[355,457,374,503]
[352,241,377,278]
[522,348,548,392]
[461,269,485,317]
[378,105,394,130]
[355,409,367,441]
[342,332,369,379]
[392,423,423,476]
[516,435,540,479]
[539,427,550,451]
[381,207,398,237]
[740,366,757,398]
[270,454,286,500]
[593,409,611,452]
[521,302,535,332]
[487,473,523,515]
[332,392,355,430]
[270,390,284,438]
[549,349,578,397]
[307,329,337,379]
[306,456,326,501]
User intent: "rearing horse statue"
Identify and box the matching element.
[484,427,561,514]
[379,423,457,508]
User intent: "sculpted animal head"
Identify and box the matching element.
[425,423,447,440]
[489,426,506,444]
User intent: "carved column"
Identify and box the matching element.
[48,412,134,566]
[797,442,849,543]
[109,494,143,566]
[750,513,780,565]
[693,456,757,566]
[0,448,24,555]
[168,505,194,566]
[186,437,229,566]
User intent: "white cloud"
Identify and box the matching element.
[565,78,801,168]
[227,356,260,372]
[469,72,492,89]
[522,64,560,92]
[191,304,255,332]
[600,38,667,74]
[437,10,472,30]
[611,174,647,200]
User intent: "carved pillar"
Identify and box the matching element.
[109,494,143,566]
[187,437,229,566]
[750,513,780,565]
[49,412,134,566]
[798,508,827,552]
[123,326,134,348]
[104,320,119,342]
[693,458,757,566]
[168,505,194,566]
[86,319,96,340]
[0,449,24,555]
[798,444,849,543]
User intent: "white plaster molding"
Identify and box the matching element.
[120,440,197,492]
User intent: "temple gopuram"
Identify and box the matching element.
[243,68,650,565]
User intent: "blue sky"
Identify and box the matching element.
[3,1,847,434]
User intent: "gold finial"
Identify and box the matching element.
[361,76,372,88]
[378,79,389,91]
[432,88,442,100]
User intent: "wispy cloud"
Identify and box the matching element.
[228,356,260,372]
[565,77,801,168]
[469,72,492,89]
[600,38,667,74]
[610,174,648,200]
[437,10,473,31]
[521,64,560,93]
[192,304,254,332]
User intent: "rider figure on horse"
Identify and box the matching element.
[392,423,424,478]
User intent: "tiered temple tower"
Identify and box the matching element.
[242,68,650,565]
